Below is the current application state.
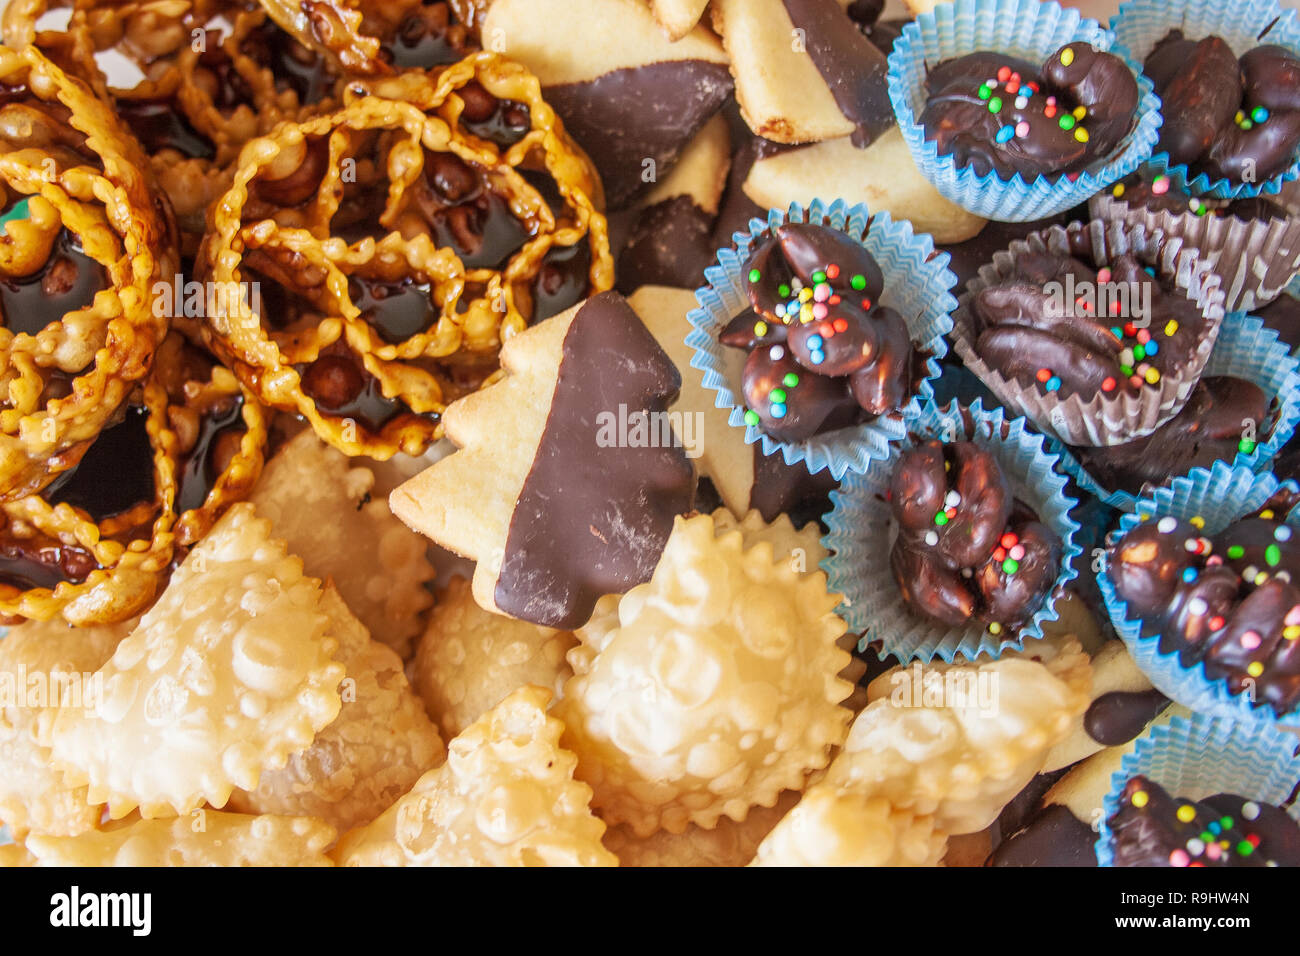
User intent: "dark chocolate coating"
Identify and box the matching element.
[781,0,895,148]
[937,215,1067,293]
[990,803,1099,867]
[615,195,716,294]
[846,306,915,416]
[975,517,1062,627]
[494,292,695,629]
[921,44,1138,179]
[1150,35,1243,167]
[1108,775,1295,866]
[1204,792,1300,866]
[544,61,734,209]
[749,444,840,526]
[890,542,976,626]
[787,299,877,377]
[1083,688,1170,746]
[1256,293,1300,353]
[740,346,854,442]
[1203,579,1300,711]
[719,307,788,350]
[1073,376,1269,494]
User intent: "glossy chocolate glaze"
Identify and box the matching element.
[990,803,1099,867]
[46,405,154,522]
[749,444,840,526]
[1084,688,1170,746]
[616,195,716,294]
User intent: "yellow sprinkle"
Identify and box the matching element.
[1261,509,1275,520]
[1140,513,1150,521]
[988,622,1003,635]
[1248,661,1265,678]
[1061,47,1075,66]
[1165,320,1179,337]
[1074,127,1090,143]
[1113,183,1125,198]
[1256,571,1270,586]
[1284,625,1300,640]
[1144,367,1161,384]
[1131,789,1149,808]
[1236,110,1245,124]
[1191,516,1205,529]
[799,287,813,303]
[800,303,813,323]
[754,320,768,336]
[1073,105,1086,120]
[1177,805,1196,823]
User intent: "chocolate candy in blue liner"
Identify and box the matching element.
[719,307,788,349]
[846,306,916,416]
[975,517,1062,627]
[786,298,877,376]
[1108,775,1281,867]
[1146,34,1242,168]
[1107,517,1199,619]
[1040,42,1140,159]
[1203,792,1300,865]
[740,345,856,442]
[1203,111,1300,184]
[1202,579,1300,710]
[774,223,884,303]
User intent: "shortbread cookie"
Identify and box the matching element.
[618,114,731,293]
[227,587,445,832]
[250,430,436,658]
[649,0,710,40]
[751,786,948,866]
[27,811,337,867]
[332,685,616,866]
[390,292,696,629]
[744,129,987,243]
[1041,640,1166,773]
[481,0,733,208]
[626,285,751,511]
[410,575,576,739]
[848,641,1091,834]
[712,0,894,146]
[604,790,800,866]
[557,512,853,836]
[48,503,347,818]
[0,616,132,839]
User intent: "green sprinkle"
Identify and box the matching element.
[1119,365,1133,377]
[748,268,761,283]
[778,283,791,297]
[1238,840,1254,856]
[744,409,761,427]
[1228,545,1246,559]
[782,372,799,387]
[1239,438,1257,454]
[977,83,992,101]
[1267,543,1282,567]
[1242,120,1254,130]
[988,96,1003,113]
[1059,114,1076,131]
[850,274,867,291]
[934,511,949,527]
[1221,817,1235,830]
[812,270,827,284]
[1133,344,1146,361]
[770,388,787,404]
[0,197,29,228]
[1003,558,1019,575]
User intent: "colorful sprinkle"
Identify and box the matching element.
[925,531,939,546]
[850,274,867,291]
[987,622,1003,635]
[934,511,949,526]
[1131,789,1149,808]
[1177,804,1197,823]
[978,83,993,101]
[782,372,799,387]
[1158,516,1178,533]
[1227,544,1246,559]
[1003,558,1019,575]
[744,409,760,426]
[1248,661,1265,678]
[996,125,1015,144]
[988,96,1003,114]
[1267,543,1282,566]
[748,268,761,283]
[1058,114,1076,131]
[1060,47,1075,67]
[1253,106,1269,124]
[1112,183,1126,198]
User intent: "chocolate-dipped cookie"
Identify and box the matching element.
[889,440,1062,630]
[1108,774,1300,866]
[920,42,1139,180]
[723,223,923,442]
[1146,30,1300,184]
[482,0,733,209]
[1108,503,1300,713]
[1071,376,1270,495]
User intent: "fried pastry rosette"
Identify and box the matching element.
[200,52,611,458]
[5,0,339,246]
[0,330,266,625]
[0,44,175,498]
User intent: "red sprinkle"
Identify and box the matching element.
[1000,532,1018,549]
[832,318,849,333]
[1209,616,1226,630]
[993,547,1008,562]
[826,264,840,279]
[1036,368,1052,383]
[1045,105,1057,118]
[997,65,1011,82]
[861,298,872,310]
[829,294,842,305]
[1101,377,1117,392]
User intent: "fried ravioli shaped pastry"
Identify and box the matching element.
[603,790,800,867]
[48,503,347,819]
[830,638,1091,835]
[332,685,615,866]
[750,787,948,867]
[26,811,336,867]
[556,512,853,837]
[410,575,576,740]
[226,587,445,832]
[0,617,133,839]
[250,430,436,658]
[390,291,695,630]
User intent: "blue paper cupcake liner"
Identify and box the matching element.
[1095,712,1300,867]
[1111,0,1300,199]
[1050,312,1300,510]
[1097,461,1300,725]
[822,399,1081,662]
[886,0,1162,221]
[686,200,956,480]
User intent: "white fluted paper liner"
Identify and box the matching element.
[822,399,1080,663]
[950,219,1226,447]
[686,199,956,480]
[886,0,1161,221]
[1112,0,1300,200]
[1090,187,1300,313]
[1098,461,1300,724]
[1050,312,1300,510]
[1095,712,1300,866]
